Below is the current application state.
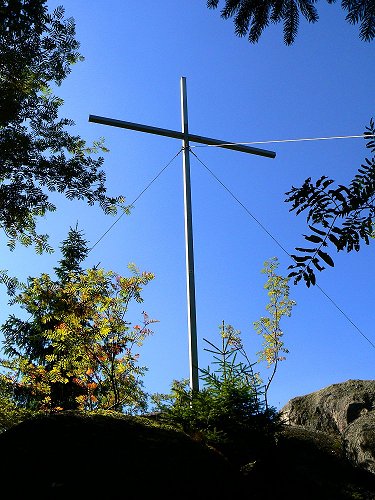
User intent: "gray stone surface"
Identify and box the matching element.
[280,379,375,473]
[343,410,375,474]
[280,379,375,434]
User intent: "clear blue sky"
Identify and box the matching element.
[2,0,374,410]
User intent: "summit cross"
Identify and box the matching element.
[89,76,276,392]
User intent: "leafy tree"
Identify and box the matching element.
[0,227,157,414]
[286,123,375,287]
[0,1,124,259]
[253,257,295,406]
[0,376,34,432]
[206,0,375,45]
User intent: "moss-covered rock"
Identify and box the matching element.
[0,411,245,499]
[343,410,375,474]
[279,379,375,475]
[0,409,375,499]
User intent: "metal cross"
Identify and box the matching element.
[89,76,276,392]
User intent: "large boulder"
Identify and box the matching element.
[0,412,245,499]
[262,425,375,499]
[343,411,375,474]
[280,379,375,473]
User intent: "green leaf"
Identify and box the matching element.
[304,234,323,243]
[291,255,311,262]
[303,272,312,287]
[322,179,334,189]
[311,258,325,272]
[328,233,340,247]
[295,247,316,253]
[308,225,326,236]
[308,270,316,286]
[317,250,335,267]
[316,176,328,188]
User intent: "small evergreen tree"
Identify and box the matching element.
[0,227,157,415]
[152,321,281,467]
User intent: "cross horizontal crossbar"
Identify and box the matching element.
[89,115,276,159]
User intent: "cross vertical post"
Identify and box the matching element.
[180,76,199,392]
[88,77,276,395]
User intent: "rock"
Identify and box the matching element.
[257,425,375,500]
[280,379,375,434]
[343,411,375,474]
[1,409,375,499]
[280,379,375,474]
[0,411,245,499]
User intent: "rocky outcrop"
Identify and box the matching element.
[280,379,375,474]
[0,412,245,498]
[343,411,375,474]
[0,410,375,499]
